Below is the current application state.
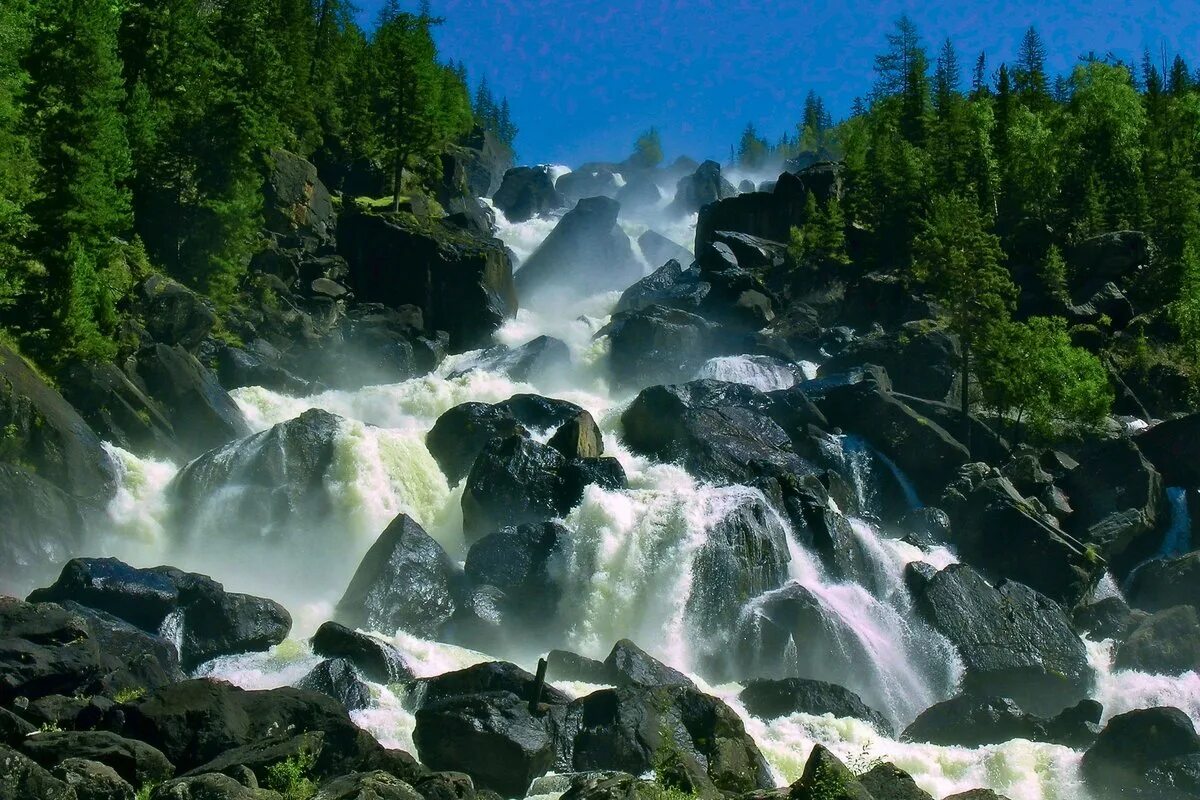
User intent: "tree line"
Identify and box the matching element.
[0,0,511,369]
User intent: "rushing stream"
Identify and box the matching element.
[73,169,1199,800]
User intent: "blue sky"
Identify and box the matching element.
[357,1,1200,167]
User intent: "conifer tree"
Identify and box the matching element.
[0,0,37,317]
[1014,26,1050,108]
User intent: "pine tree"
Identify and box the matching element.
[25,0,133,360]
[1015,26,1050,107]
[737,123,769,169]
[934,38,961,119]
[970,51,989,98]
[497,98,518,148]
[1168,55,1192,95]
[0,0,37,318]
[633,128,663,168]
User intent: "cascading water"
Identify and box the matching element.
[80,188,1200,800]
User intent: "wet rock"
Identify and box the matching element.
[496,395,587,432]
[1061,437,1166,578]
[315,771,423,800]
[668,161,736,217]
[1115,605,1200,675]
[427,403,529,485]
[605,304,722,389]
[410,771,476,800]
[416,662,571,710]
[569,684,773,794]
[789,745,872,800]
[820,324,960,403]
[215,346,315,397]
[298,659,372,712]
[857,763,932,800]
[54,602,184,687]
[492,167,566,223]
[615,261,709,316]
[602,640,693,689]
[461,436,569,545]
[464,523,567,630]
[175,588,291,672]
[0,342,117,500]
[339,211,516,353]
[1127,552,1200,613]
[515,197,641,302]
[130,343,251,458]
[545,651,612,685]
[909,564,1093,716]
[59,361,182,462]
[556,166,622,203]
[0,744,77,800]
[310,623,412,685]
[548,412,604,460]
[413,692,556,797]
[265,149,335,244]
[902,694,1100,748]
[182,730,324,785]
[53,758,135,800]
[559,458,628,503]
[149,773,280,799]
[29,558,180,632]
[334,515,460,640]
[1073,595,1149,642]
[1082,707,1200,798]
[0,465,86,597]
[738,678,891,734]
[1135,413,1200,487]
[558,772,638,800]
[21,731,174,787]
[134,276,217,352]
[448,337,571,385]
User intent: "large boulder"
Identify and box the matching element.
[668,161,736,217]
[339,211,516,353]
[601,640,693,689]
[129,344,251,458]
[1115,605,1200,675]
[1061,437,1166,578]
[460,126,514,198]
[789,745,872,800]
[415,661,571,710]
[605,305,721,389]
[556,166,622,203]
[334,514,460,639]
[310,622,413,684]
[0,342,116,500]
[460,435,571,545]
[21,731,174,787]
[737,678,891,733]
[59,361,182,462]
[693,168,832,254]
[1135,412,1200,488]
[636,232,691,270]
[53,757,136,800]
[1081,707,1200,798]
[908,564,1093,715]
[447,336,571,386]
[820,324,961,403]
[315,772,423,800]
[134,275,217,353]
[1067,231,1154,298]
[0,465,85,597]
[858,763,932,800]
[149,773,280,799]
[297,659,372,712]
[1127,552,1200,613]
[264,149,335,244]
[464,522,567,633]
[569,684,773,794]
[901,694,1101,748]
[615,261,708,316]
[514,197,641,303]
[426,403,528,485]
[0,744,77,800]
[492,167,566,223]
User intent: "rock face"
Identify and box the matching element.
[339,210,517,352]
[298,658,372,712]
[693,168,832,253]
[605,305,720,389]
[1115,605,1200,675]
[1128,552,1200,613]
[426,403,529,485]
[0,744,77,800]
[265,149,336,243]
[334,514,460,639]
[908,564,1093,715]
[20,730,175,787]
[0,342,117,500]
[28,558,291,671]
[460,435,570,545]
[902,694,1101,748]
[134,275,218,353]
[820,324,961,403]
[493,166,566,223]
[858,763,933,800]
[668,160,736,216]
[1135,413,1200,487]
[0,464,85,596]
[59,361,183,462]
[1082,707,1200,798]
[464,522,566,630]
[789,745,872,800]
[738,678,891,733]
[311,622,413,684]
[514,197,641,303]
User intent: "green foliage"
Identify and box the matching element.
[634,127,664,168]
[113,686,146,704]
[1171,243,1200,362]
[978,316,1113,442]
[736,123,770,169]
[789,192,850,272]
[472,76,517,149]
[1040,244,1069,302]
[265,750,318,800]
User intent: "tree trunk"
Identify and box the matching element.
[392,151,403,213]
[961,338,973,459]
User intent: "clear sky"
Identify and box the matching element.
[356,1,1200,167]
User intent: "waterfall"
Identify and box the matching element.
[695,355,798,391]
[1160,487,1193,557]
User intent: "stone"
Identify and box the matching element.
[738,678,891,734]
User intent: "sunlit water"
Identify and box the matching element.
[70,184,1199,800]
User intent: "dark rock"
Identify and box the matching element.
[556,166,622,203]
[569,684,773,794]
[821,324,960,403]
[738,678,891,733]
[129,344,251,458]
[558,772,638,800]
[55,602,185,687]
[0,708,35,747]
[515,197,641,303]
[116,680,393,778]
[545,651,612,685]
[1115,605,1200,675]
[311,623,412,685]
[416,662,570,710]
[495,395,586,431]
[0,744,76,800]
[459,126,515,198]
[53,758,135,800]
[1067,282,1135,329]
[789,745,872,800]
[334,514,460,640]
[214,346,314,397]
[1073,596,1149,642]
[413,692,556,797]
[448,337,571,385]
[442,586,508,655]
[636,232,692,272]
[910,565,1093,715]
[614,263,709,316]
[840,273,936,331]
[493,167,566,223]
[711,232,788,277]
[21,731,174,787]
[265,149,335,244]
[548,412,603,460]
[410,771,475,800]
[316,771,423,800]
[602,640,693,689]
[297,659,372,712]
[464,523,566,630]
[1082,707,1200,797]
[0,342,117,500]
[1061,437,1166,578]
[668,161,736,217]
[902,694,1100,748]
[339,211,516,353]
[174,588,290,673]
[1067,231,1154,297]
[182,730,323,785]
[461,436,569,545]
[1136,413,1200,488]
[134,276,217,352]
[0,465,86,597]
[693,168,835,254]
[149,773,278,799]
[30,558,179,632]
[59,361,182,462]
[559,458,628,503]
[427,403,529,485]
[857,763,933,800]
[942,792,1012,800]
[1128,552,1200,613]
[618,176,666,215]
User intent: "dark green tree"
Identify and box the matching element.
[1014,26,1051,108]
[633,128,664,168]
[0,0,38,318]
[737,123,770,169]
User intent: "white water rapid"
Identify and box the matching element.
[76,172,1198,800]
